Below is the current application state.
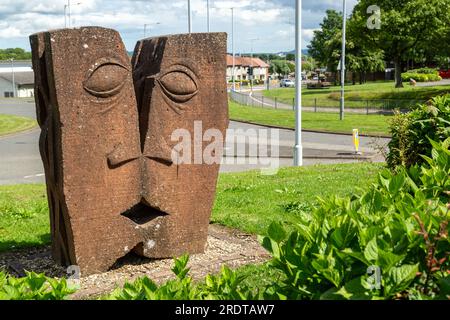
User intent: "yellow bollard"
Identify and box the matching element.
[353,129,361,155]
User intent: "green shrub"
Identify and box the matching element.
[0,271,75,300]
[402,69,442,82]
[387,95,450,168]
[106,254,259,300]
[260,139,449,300]
[410,68,439,74]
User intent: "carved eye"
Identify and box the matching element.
[157,66,198,103]
[84,59,129,98]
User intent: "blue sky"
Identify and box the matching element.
[0,0,357,53]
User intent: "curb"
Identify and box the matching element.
[230,119,392,139]
[0,124,39,140]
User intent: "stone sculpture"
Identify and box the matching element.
[30,27,228,275]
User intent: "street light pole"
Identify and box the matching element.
[231,7,235,91]
[68,0,71,28]
[64,5,68,28]
[207,0,210,32]
[188,0,192,33]
[294,0,303,166]
[340,0,347,120]
[65,1,81,28]
[250,38,259,92]
[10,58,16,98]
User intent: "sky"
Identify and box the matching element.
[0,0,358,53]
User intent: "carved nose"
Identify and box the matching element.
[107,143,141,168]
[121,198,167,226]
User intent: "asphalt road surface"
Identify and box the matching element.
[0,99,389,185]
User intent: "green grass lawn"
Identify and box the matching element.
[264,81,450,109]
[0,163,383,253]
[212,163,383,235]
[229,100,391,136]
[0,184,50,252]
[0,114,37,137]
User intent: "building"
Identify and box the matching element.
[0,60,33,73]
[0,60,34,98]
[226,54,270,83]
[0,72,34,98]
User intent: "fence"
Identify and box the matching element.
[229,90,425,115]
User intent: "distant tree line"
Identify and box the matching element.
[308,0,450,88]
[0,48,32,60]
[252,53,317,79]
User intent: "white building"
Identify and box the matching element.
[0,60,34,98]
[0,72,34,98]
[0,60,33,73]
[226,55,270,83]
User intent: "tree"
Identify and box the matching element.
[269,60,291,78]
[302,56,316,73]
[347,48,385,84]
[308,9,385,85]
[286,53,295,61]
[308,10,343,73]
[349,0,450,87]
[0,48,32,60]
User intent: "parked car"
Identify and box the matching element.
[439,69,450,79]
[280,79,295,87]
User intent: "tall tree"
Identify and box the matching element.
[308,10,343,73]
[349,0,450,87]
[308,9,385,84]
[269,60,291,78]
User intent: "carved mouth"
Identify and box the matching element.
[121,201,168,226]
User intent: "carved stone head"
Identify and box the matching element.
[30,27,228,275]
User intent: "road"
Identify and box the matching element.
[416,79,450,87]
[0,99,389,184]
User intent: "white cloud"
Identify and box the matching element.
[0,0,357,52]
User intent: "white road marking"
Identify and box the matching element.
[24,173,45,179]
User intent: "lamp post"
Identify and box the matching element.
[339,0,347,120]
[188,0,192,33]
[250,38,259,92]
[207,0,210,32]
[144,22,160,38]
[231,7,235,91]
[65,1,81,28]
[294,0,303,166]
[64,5,68,27]
[10,58,16,98]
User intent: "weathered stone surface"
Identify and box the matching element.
[131,33,229,258]
[30,27,228,275]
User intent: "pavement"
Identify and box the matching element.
[416,79,450,87]
[0,99,390,185]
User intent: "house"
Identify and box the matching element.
[226,54,270,83]
[0,71,34,98]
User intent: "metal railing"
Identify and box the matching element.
[229,90,425,115]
